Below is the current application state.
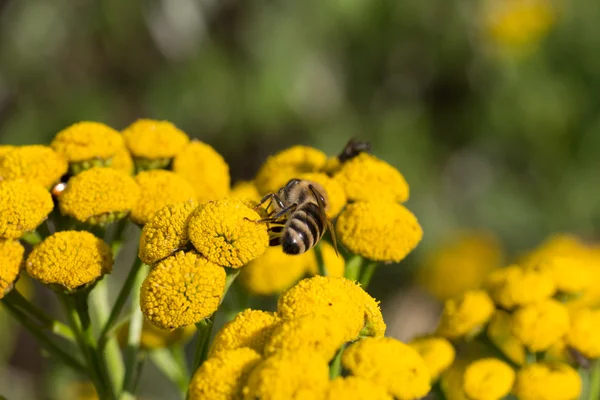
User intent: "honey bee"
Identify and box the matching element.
[338,138,371,162]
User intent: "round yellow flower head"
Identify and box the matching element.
[117,319,196,350]
[297,172,347,217]
[189,347,261,400]
[230,180,261,203]
[305,241,346,277]
[325,377,393,400]
[26,231,112,291]
[122,119,190,164]
[0,239,24,299]
[109,146,134,175]
[333,152,409,202]
[0,145,15,157]
[436,290,495,339]
[209,309,279,357]
[511,299,569,352]
[188,198,269,268]
[58,167,141,225]
[173,141,230,202]
[513,362,581,400]
[254,146,328,195]
[485,265,556,309]
[566,308,600,358]
[487,311,525,365]
[138,200,199,265]
[408,337,456,381]
[520,234,588,266]
[342,337,431,400]
[0,145,67,189]
[242,351,329,400]
[526,255,590,294]
[140,251,226,329]
[336,200,423,263]
[0,180,53,239]
[463,358,515,400]
[130,170,196,225]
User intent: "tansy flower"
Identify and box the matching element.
[513,362,581,400]
[409,337,456,381]
[342,337,431,400]
[336,201,422,263]
[525,255,590,294]
[138,200,199,265]
[298,172,347,217]
[254,146,328,195]
[109,146,134,175]
[436,290,495,339]
[333,152,409,202]
[305,241,345,277]
[361,289,387,337]
[173,141,230,202]
[130,170,196,225]
[140,251,225,329]
[0,145,67,189]
[117,319,196,350]
[209,309,279,357]
[187,198,269,268]
[189,348,262,400]
[325,377,393,400]
[58,167,140,225]
[511,299,570,352]
[566,308,600,359]
[520,234,588,267]
[242,351,330,400]
[0,180,53,239]
[26,231,112,292]
[463,358,515,400]
[487,310,526,365]
[485,265,556,309]
[0,145,15,157]
[0,239,24,299]
[230,181,261,203]
[440,359,470,400]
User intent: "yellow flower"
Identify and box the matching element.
[487,310,525,365]
[342,337,431,400]
[0,145,15,157]
[26,231,112,291]
[525,255,591,294]
[333,153,409,203]
[230,180,261,203]
[187,198,269,268]
[462,358,515,400]
[322,156,341,176]
[189,348,261,400]
[566,308,600,359]
[305,241,345,277]
[242,351,329,400]
[0,145,67,189]
[67,381,99,400]
[209,309,279,357]
[130,170,196,225]
[0,239,24,299]
[408,337,456,381]
[117,319,196,350]
[325,377,393,400]
[122,119,190,162]
[58,167,140,225]
[297,172,347,217]
[440,359,470,400]
[511,299,569,352]
[254,146,327,195]
[513,362,581,400]
[109,146,134,175]
[173,141,230,202]
[138,200,199,265]
[140,251,226,329]
[485,265,556,309]
[335,200,422,263]
[436,290,495,339]
[0,180,53,239]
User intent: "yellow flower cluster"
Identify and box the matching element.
[122,119,189,166]
[0,180,53,239]
[0,145,67,188]
[0,239,25,299]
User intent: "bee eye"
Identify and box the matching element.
[285,179,300,192]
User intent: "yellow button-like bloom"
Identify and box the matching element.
[513,362,581,400]
[305,241,345,277]
[189,347,261,400]
[325,377,393,400]
[140,251,226,329]
[297,172,347,217]
[138,200,199,265]
[463,358,515,400]
[242,351,329,400]
[485,265,556,309]
[26,231,112,291]
[122,119,190,161]
[0,145,15,157]
[511,299,569,352]
[342,337,431,400]
[130,170,196,225]
[487,310,525,365]
[567,309,600,358]
[109,146,134,175]
[436,290,495,339]
[408,337,455,381]
[520,233,588,268]
[336,201,422,263]
[58,167,141,225]
[51,121,124,163]
[0,239,24,299]
[173,141,230,202]
[0,145,67,189]
[525,256,590,294]
[230,180,261,203]
[209,309,279,357]
[117,319,196,350]
[0,180,53,239]
[333,153,409,203]
[254,146,328,195]
[187,198,269,268]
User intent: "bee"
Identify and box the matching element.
[338,138,371,162]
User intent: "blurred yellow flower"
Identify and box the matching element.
[525,255,590,294]
[26,231,112,291]
[513,362,581,400]
[297,172,347,217]
[342,337,431,400]
[140,251,226,329]
[440,359,470,400]
[566,308,600,359]
[0,145,67,189]
[436,290,495,339]
[322,156,341,176]
[487,310,525,365]
[122,119,189,162]
[189,347,262,400]
[138,200,199,265]
[67,381,99,400]
[109,146,134,175]
[51,121,124,166]
[187,198,269,268]
[409,337,456,381]
[0,145,15,157]
[0,180,53,239]
[0,239,24,299]
[463,358,515,400]
[520,234,588,267]
[117,319,196,350]
[305,241,345,278]
[511,299,569,352]
[325,377,393,400]
[335,200,422,263]
[230,180,261,203]
[485,265,556,309]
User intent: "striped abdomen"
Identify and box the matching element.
[281,203,325,255]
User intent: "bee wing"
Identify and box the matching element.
[309,184,339,256]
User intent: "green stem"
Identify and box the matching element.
[329,344,346,379]
[21,231,43,245]
[314,243,328,276]
[172,344,190,381]
[358,262,378,289]
[192,316,215,373]
[589,360,600,400]
[221,269,241,305]
[344,255,363,281]
[150,348,189,398]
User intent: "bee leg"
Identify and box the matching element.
[253,193,286,211]
[269,237,282,246]
[257,204,297,223]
